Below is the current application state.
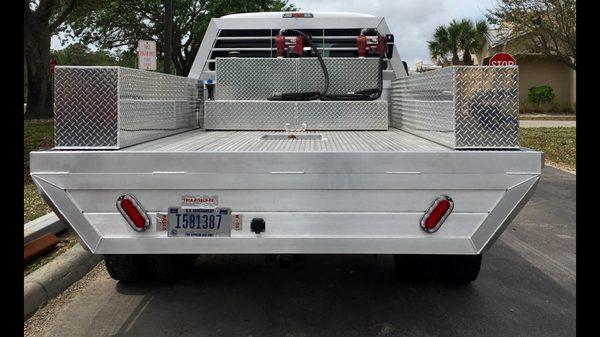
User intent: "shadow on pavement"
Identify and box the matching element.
[99,246,575,337]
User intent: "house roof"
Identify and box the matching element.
[486,27,529,48]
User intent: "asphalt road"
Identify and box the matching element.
[25,166,576,337]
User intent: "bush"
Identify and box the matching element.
[528,85,556,106]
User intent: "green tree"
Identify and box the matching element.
[63,0,297,76]
[428,19,487,66]
[24,0,109,119]
[50,43,120,66]
[486,0,576,70]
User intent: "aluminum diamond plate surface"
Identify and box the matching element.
[391,66,519,149]
[297,58,380,96]
[454,67,519,148]
[204,101,296,130]
[297,101,388,130]
[215,58,297,100]
[215,58,380,100]
[204,100,388,130]
[54,67,119,148]
[54,66,201,149]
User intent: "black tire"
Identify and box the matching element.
[265,254,307,270]
[104,254,146,282]
[393,254,437,282]
[437,254,482,283]
[146,254,197,281]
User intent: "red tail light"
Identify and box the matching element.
[420,196,454,233]
[117,194,150,232]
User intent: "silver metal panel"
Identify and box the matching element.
[54,67,119,148]
[127,129,442,152]
[54,66,201,149]
[297,101,388,130]
[215,58,297,100]
[204,100,387,130]
[31,149,543,175]
[70,189,504,213]
[454,67,519,149]
[204,100,296,130]
[297,58,380,96]
[391,66,519,149]
[30,147,541,254]
[215,58,381,99]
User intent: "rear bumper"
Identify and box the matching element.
[30,150,542,255]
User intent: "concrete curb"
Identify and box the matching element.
[24,244,102,319]
[519,120,576,128]
[24,213,65,244]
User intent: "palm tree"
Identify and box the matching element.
[428,19,488,66]
[457,19,488,65]
[427,20,462,65]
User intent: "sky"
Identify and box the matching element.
[292,0,497,68]
[51,0,497,69]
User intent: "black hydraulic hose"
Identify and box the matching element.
[321,29,385,101]
[268,29,329,101]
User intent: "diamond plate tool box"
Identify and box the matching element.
[390,66,519,149]
[53,66,202,149]
[214,57,380,100]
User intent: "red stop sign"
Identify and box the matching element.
[489,52,516,66]
[50,59,58,74]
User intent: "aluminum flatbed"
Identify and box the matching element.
[30,11,542,283]
[31,127,542,255]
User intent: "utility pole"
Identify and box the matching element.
[164,0,173,74]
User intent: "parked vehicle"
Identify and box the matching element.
[30,12,541,283]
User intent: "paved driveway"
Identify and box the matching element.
[25,167,576,337]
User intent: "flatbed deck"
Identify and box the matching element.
[125,128,451,152]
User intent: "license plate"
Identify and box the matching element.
[167,207,231,237]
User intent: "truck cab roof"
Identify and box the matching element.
[220,12,377,19]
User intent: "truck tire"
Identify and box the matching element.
[437,254,482,283]
[393,254,437,282]
[104,254,146,282]
[146,254,197,281]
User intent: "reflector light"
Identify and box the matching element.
[283,12,313,18]
[420,196,454,233]
[116,194,150,232]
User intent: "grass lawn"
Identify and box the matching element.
[24,119,54,223]
[520,127,576,171]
